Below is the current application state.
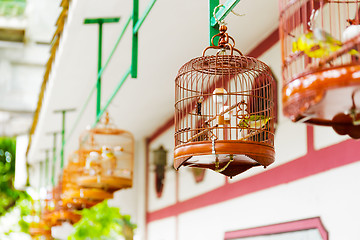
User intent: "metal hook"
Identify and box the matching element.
[213,4,245,26]
[215,155,234,173]
[213,4,227,26]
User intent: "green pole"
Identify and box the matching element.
[45,149,49,187]
[54,108,75,171]
[61,111,65,169]
[39,161,43,190]
[209,0,220,46]
[51,132,57,187]
[97,22,103,116]
[84,17,120,117]
[132,0,139,78]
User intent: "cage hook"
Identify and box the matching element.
[213,4,227,26]
[215,155,234,173]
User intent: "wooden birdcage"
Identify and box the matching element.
[174,25,276,178]
[42,183,82,227]
[29,199,52,239]
[280,0,360,138]
[76,113,134,190]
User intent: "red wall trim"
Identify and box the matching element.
[147,138,360,222]
[247,28,279,58]
[224,217,328,239]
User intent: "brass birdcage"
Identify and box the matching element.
[280,0,360,138]
[174,25,276,178]
[76,113,134,190]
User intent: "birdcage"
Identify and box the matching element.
[76,113,134,190]
[29,199,51,239]
[280,0,360,138]
[174,25,276,178]
[42,183,82,227]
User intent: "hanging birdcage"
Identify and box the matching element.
[42,183,82,227]
[174,25,276,178]
[280,0,360,138]
[29,199,52,239]
[76,113,134,190]
[61,152,107,209]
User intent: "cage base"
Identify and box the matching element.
[29,227,51,237]
[62,188,113,200]
[174,141,274,177]
[76,175,132,191]
[43,209,81,226]
[283,64,360,138]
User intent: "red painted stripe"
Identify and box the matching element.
[247,28,279,58]
[147,139,360,222]
[224,217,328,239]
[148,117,174,144]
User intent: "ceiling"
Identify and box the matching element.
[0,0,61,136]
[27,0,280,162]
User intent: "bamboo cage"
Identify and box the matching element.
[42,184,81,228]
[29,199,51,239]
[174,25,276,178]
[75,113,134,190]
[280,0,360,138]
[61,152,113,208]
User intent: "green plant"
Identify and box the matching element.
[68,200,136,240]
[0,137,32,238]
[0,137,22,216]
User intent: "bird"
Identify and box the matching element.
[237,115,271,130]
[292,28,343,58]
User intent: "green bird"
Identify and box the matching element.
[237,115,271,130]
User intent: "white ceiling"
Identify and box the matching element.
[0,0,61,136]
[28,0,280,162]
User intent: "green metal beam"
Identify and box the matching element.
[84,17,120,24]
[210,0,242,27]
[94,66,132,126]
[46,131,59,187]
[84,17,120,117]
[98,14,132,79]
[41,149,50,187]
[39,161,43,190]
[131,0,139,78]
[209,0,220,46]
[133,0,157,34]
[54,108,75,170]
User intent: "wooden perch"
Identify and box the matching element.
[185,124,218,143]
[205,101,241,125]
